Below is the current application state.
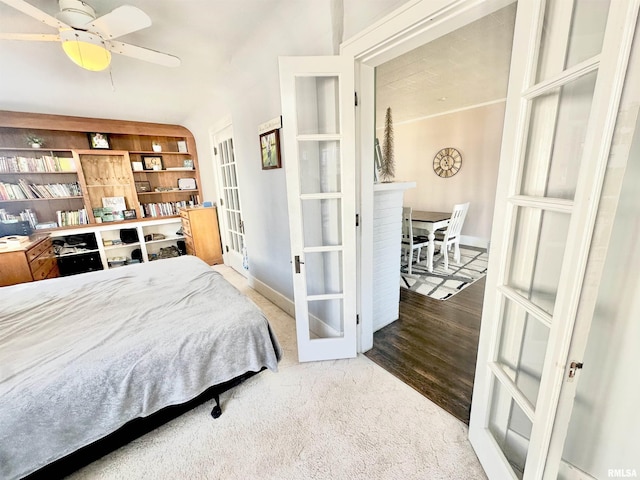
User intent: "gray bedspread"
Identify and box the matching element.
[0,255,281,480]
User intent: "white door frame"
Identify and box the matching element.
[341,0,514,351]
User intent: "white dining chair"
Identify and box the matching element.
[401,207,430,275]
[434,202,469,271]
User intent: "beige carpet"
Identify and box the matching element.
[68,265,487,480]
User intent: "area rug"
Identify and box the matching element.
[401,247,488,300]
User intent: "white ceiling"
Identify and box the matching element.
[376,3,516,126]
[0,1,516,127]
[0,0,292,124]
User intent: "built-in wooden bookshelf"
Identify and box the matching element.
[0,111,202,231]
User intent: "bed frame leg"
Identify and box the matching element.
[210,393,222,419]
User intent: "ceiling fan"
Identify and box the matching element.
[0,0,181,71]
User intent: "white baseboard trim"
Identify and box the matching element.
[460,235,490,250]
[247,275,295,318]
[247,275,341,338]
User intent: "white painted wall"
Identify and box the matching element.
[184,0,409,302]
[376,101,505,246]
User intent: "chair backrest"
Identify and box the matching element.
[444,202,469,242]
[402,207,413,240]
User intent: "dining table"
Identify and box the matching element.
[411,210,451,272]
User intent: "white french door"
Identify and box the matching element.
[279,55,357,362]
[211,124,246,274]
[469,0,639,479]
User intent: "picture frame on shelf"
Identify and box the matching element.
[259,129,281,170]
[178,178,197,190]
[183,159,194,169]
[88,132,110,149]
[142,155,164,170]
[177,140,188,153]
[131,161,144,172]
[102,196,127,216]
[135,181,152,193]
[123,209,137,220]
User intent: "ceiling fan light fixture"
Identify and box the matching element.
[60,29,110,71]
[56,0,96,29]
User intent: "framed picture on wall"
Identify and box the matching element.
[259,129,281,170]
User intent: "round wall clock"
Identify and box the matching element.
[433,147,462,178]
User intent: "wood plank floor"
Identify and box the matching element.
[364,277,485,424]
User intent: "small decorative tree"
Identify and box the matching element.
[380,107,395,182]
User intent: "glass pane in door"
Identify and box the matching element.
[307,299,344,339]
[304,251,343,296]
[536,0,610,82]
[565,0,610,67]
[520,70,598,199]
[299,140,341,194]
[497,298,550,408]
[295,76,340,134]
[301,199,342,247]
[489,379,533,479]
[508,207,570,315]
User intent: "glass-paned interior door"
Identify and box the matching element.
[211,125,246,274]
[469,0,638,479]
[279,55,357,362]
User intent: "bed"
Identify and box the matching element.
[0,255,281,480]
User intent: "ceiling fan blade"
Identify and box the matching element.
[107,40,181,67]
[0,0,67,29]
[84,5,151,40]
[0,32,59,41]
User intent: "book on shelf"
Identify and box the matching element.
[140,200,196,218]
[56,208,89,227]
[36,221,58,230]
[57,157,76,172]
[0,180,81,200]
[0,209,39,230]
[0,182,27,200]
[20,209,38,229]
[0,155,76,173]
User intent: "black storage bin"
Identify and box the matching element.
[0,221,32,237]
[63,233,99,250]
[177,240,187,255]
[57,252,104,276]
[120,228,138,244]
